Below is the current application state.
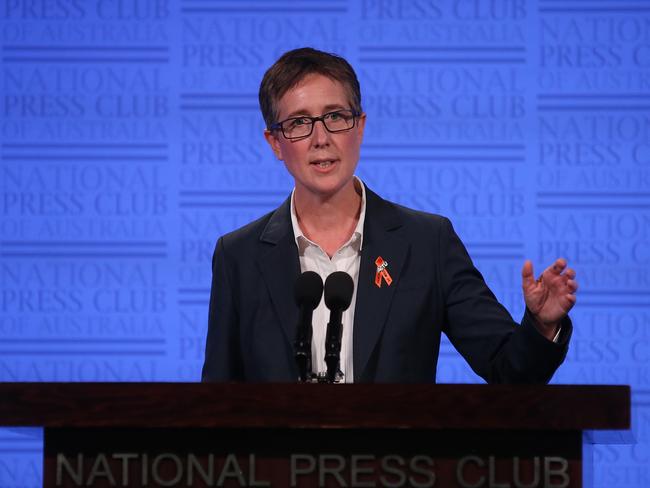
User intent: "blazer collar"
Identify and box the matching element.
[260,196,293,245]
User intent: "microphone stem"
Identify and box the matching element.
[294,307,313,382]
[325,309,343,383]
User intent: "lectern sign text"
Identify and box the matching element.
[56,451,571,488]
[45,428,581,488]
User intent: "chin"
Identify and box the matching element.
[315,174,355,194]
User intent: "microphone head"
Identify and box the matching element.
[294,271,324,310]
[324,271,354,311]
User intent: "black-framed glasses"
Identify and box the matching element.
[270,109,361,140]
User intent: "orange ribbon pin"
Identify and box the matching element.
[374,256,393,288]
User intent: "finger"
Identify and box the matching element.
[564,268,576,280]
[567,279,578,293]
[547,258,567,276]
[565,294,577,307]
[521,260,536,288]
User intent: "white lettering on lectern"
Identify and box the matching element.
[56,452,270,487]
[56,451,570,487]
[456,455,569,488]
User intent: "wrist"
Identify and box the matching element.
[531,313,560,341]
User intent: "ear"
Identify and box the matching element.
[356,113,367,141]
[264,130,284,161]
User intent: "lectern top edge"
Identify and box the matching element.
[0,383,630,431]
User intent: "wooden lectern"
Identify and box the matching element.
[0,383,630,488]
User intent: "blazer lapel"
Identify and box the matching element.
[256,198,301,347]
[353,189,410,381]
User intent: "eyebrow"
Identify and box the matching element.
[283,103,347,119]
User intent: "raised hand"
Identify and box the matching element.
[521,258,578,340]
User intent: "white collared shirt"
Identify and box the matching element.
[290,178,366,383]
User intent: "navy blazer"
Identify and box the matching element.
[202,187,571,383]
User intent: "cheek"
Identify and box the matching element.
[340,135,362,160]
[279,145,302,174]
[279,142,306,166]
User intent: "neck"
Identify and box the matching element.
[294,180,362,255]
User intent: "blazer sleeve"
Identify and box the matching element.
[201,236,244,382]
[439,217,571,384]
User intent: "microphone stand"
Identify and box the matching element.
[322,271,354,384]
[294,306,313,383]
[324,308,343,383]
[293,271,323,383]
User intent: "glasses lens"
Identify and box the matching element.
[279,110,357,139]
[283,117,312,138]
[323,110,355,132]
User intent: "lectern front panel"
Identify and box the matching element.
[45,427,582,488]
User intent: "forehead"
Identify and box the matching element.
[276,74,350,119]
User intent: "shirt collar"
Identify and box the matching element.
[290,177,367,256]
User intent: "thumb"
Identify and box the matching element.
[521,260,536,288]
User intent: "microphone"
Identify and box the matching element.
[323,271,354,383]
[293,271,323,382]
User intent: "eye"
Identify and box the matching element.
[327,110,351,121]
[289,117,311,127]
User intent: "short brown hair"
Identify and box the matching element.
[258,47,362,129]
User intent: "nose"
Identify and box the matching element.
[310,118,330,147]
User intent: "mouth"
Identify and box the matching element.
[310,158,337,169]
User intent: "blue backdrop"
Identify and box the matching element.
[1,1,649,486]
